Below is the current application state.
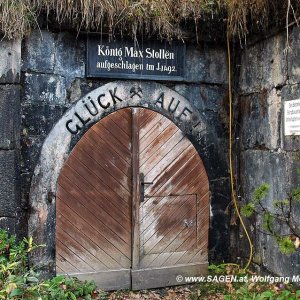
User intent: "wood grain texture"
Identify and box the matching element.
[131,262,208,290]
[136,108,209,270]
[56,108,132,277]
[75,269,131,291]
[56,107,209,290]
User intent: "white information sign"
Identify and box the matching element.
[284,98,300,136]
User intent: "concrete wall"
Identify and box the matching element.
[238,25,300,276]
[0,30,231,264]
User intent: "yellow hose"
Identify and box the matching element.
[227,32,253,270]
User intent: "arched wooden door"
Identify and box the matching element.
[56,108,209,290]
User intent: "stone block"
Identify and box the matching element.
[281,83,300,150]
[174,83,228,112]
[23,73,66,105]
[288,26,300,84]
[0,39,21,83]
[185,45,228,84]
[286,152,300,189]
[240,150,289,208]
[200,142,229,180]
[174,84,229,146]
[0,85,20,149]
[257,226,300,277]
[54,32,85,87]
[240,149,300,278]
[239,88,281,150]
[21,135,45,174]
[22,30,55,73]
[21,104,66,136]
[209,177,230,213]
[0,151,19,217]
[239,33,287,93]
[209,210,230,262]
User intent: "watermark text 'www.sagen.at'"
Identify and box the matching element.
[176,275,300,284]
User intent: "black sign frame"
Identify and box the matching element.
[86,35,186,81]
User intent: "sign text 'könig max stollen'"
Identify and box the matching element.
[284,98,300,135]
[87,36,185,81]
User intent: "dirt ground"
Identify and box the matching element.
[98,285,221,300]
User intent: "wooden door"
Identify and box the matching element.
[56,107,209,291]
[131,108,209,290]
[56,108,132,290]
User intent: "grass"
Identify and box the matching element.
[0,0,299,40]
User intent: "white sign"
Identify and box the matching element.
[284,98,300,135]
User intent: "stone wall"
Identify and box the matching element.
[237,25,300,276]
[17,30,230,263]
[0,39,22,236]
[4,26,300,277]
[3,24,300,277]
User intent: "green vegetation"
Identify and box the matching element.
[1,230,300,299]
[0,229,98,299]
[241,183,300,255]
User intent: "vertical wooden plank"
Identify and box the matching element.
[131,108,140,269]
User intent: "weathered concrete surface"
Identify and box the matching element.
[239,33,287,93]
[0,85,20,149]
[23,73,66,105]
[209,178,231,262]
[185,45,228,84]
[21,132,55,174]
[54,33,85,87]
[21,104,67,137]
[288,26,300,84]
[0,150,20,217]
[238,24,300,278]
[257,233,300,278]
[67,79,111,104]
[174,83,229,175]
[0,37,22,237]
[239,150,293,273]
[174,83,228,113]
[22,30,56,73]
[22,30,85,89]
[239,88,281,150]
[240,150,289,212]
[0,39,21,83]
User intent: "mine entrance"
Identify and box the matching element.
[55,107,209,290]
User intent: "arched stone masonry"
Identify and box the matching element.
[29,80,229,275]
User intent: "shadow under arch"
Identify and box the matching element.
[28,80,229,275]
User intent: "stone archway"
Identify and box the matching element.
[28,80,227,277]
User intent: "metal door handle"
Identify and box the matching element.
[140,173,153,203]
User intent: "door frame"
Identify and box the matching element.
[28,81,230,279]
